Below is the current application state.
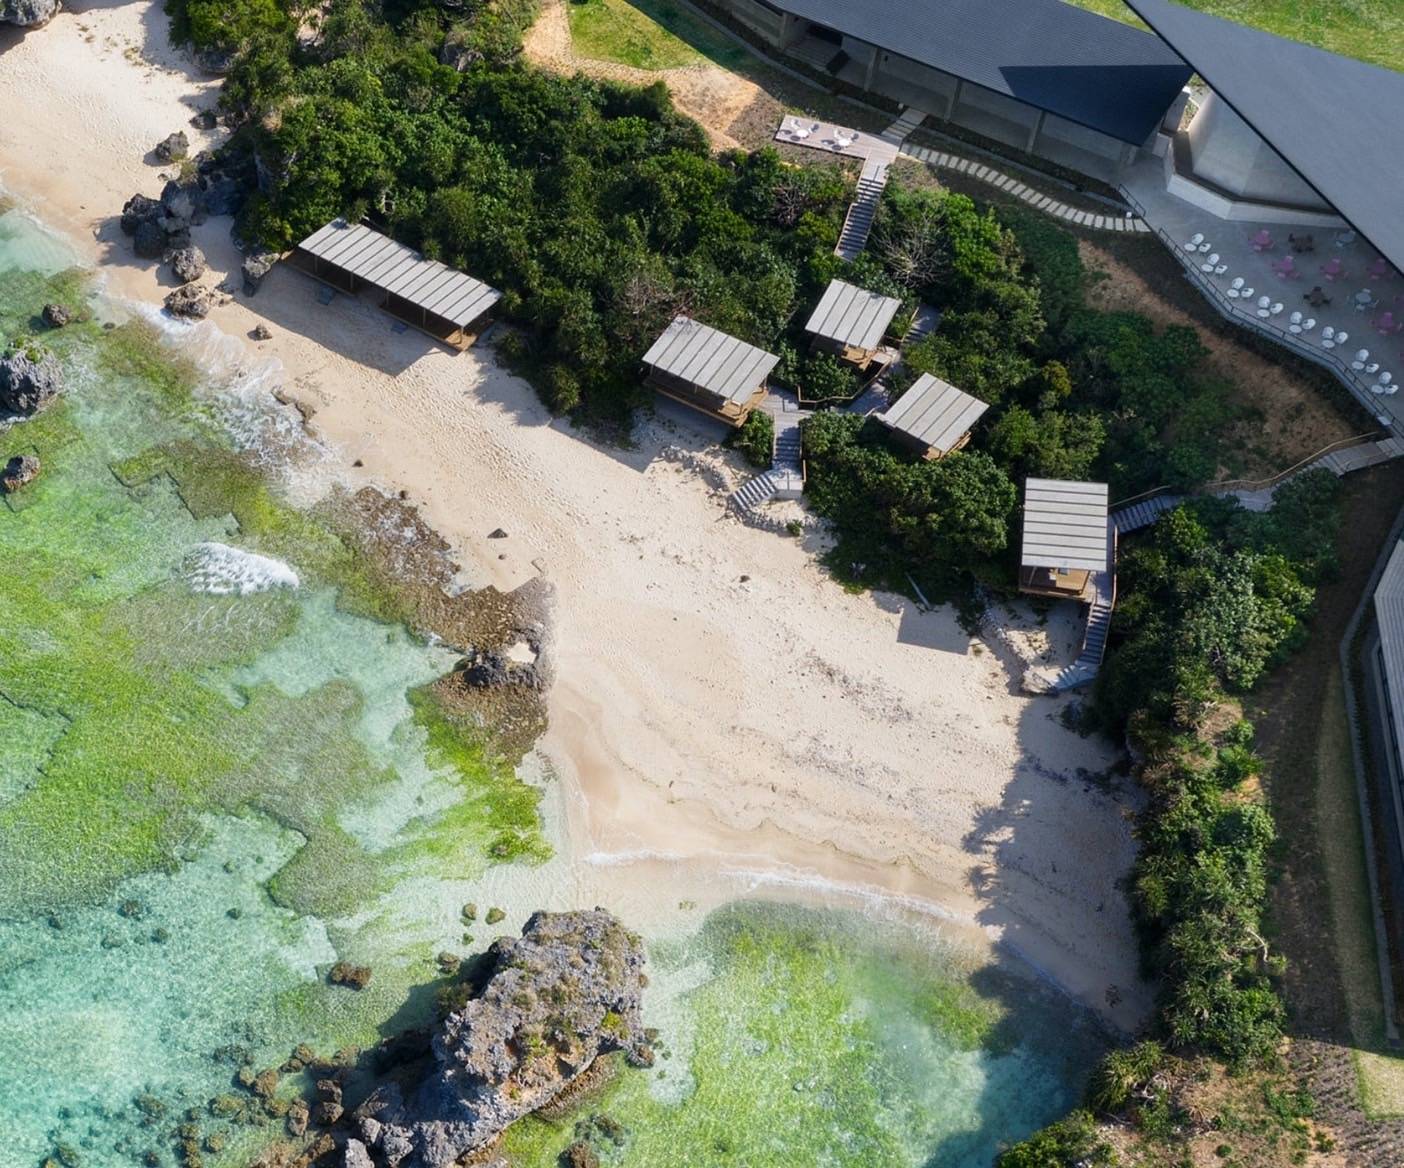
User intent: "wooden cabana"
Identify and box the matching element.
[1018,478,1110,602]
[803,279,902,370]
[291,220,501,350]
[875,373,988,460]
[641,315,780,426]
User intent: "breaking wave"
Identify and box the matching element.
[184,542,300,595]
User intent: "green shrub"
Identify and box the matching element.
[996,1110,1117,1167]
[728,409,774,468]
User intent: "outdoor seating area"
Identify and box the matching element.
[775,115,889,162]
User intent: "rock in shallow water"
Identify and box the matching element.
[0,348,62,416]
[355,909,649,1167]
[41,303,70,328]
[1,453,41,492]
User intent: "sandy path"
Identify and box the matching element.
[0,3,1150,1029]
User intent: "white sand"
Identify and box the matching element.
[0,3,1151,1029]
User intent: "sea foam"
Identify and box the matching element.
[184,542,300,595]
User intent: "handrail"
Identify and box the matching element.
[1118,184,1395,435]
[1110,431,1385,510]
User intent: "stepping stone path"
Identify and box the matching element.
[899,143,1150,234]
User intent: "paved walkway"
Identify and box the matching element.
[899,143,1149,234]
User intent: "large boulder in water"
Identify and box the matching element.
[1,454,41,493]
[0,347,62,416]
[0,0,60,26]
[357,909,649,1167]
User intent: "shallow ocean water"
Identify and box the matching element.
[0,200,1107,1168]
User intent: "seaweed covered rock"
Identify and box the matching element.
[0,0,60,26]
[356,909,648,1167]
[2,454,40,492]
[41,303,70,328]
[0,345,62,416]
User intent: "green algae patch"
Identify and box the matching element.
[503,902,1105,1168]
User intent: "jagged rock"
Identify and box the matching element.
[164,284,212,320]
[1,454,40,492]
[313,1100,343,1126]
[154,132,190,164]
[455,643,544,694]
[0,347,63,416]
[241,249,277,296]
[169,245,207,284]
[562,1143,599,1168]
[159,179,199,227]
[190,110,218,131]
[41,303,70,328]
[488,528,507,539]
[121,194,161,236]
[359,909,648,1168]
[0,0,60,26]
[329,961,372,991]
[251,323,273,340]
[286,1102,309,1138]
[342,1141,373,1168]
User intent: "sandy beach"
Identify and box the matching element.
[0,3,1150,1028]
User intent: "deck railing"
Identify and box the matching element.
[1117,184,1394,433]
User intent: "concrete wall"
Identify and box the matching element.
[1185,91,1330,211]
[873,52,959,117]
[717,0,790,46]
[952,83,1042,152]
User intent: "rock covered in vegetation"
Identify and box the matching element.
[2,453,41,492]
[154,131,190,163]
[328,961,372,990]
[0,0,59,26]
[41,303,70,328]
[164,284,212,320]
[0,346,62,415]
[170,244,208,284]
[354,909,648,1167]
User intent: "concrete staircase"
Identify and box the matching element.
[902,303,941,346]
[1111,493,1184,534]
[729,393,808,514]
[729,470,782,513]
[835,159,889,261]
[880,107,929,146]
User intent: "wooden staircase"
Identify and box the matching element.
[835,159,888,261]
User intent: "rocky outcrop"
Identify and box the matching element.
[328,961,372,991]
[41,303,70,328]
[120,152,251,262]
[241,249,277,296]
[354,909,649,1167]
[153,131,190,163]
[1,454,40,492]
[0,0,60,27]
[0,347,62,416]
[170,244,208,284]
[165,284,213,320]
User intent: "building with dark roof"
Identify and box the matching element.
[1128,0,1404,273]
[642,315,780,425]
[715,0,1191,180]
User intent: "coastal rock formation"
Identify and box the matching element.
[241,249,277,296]
[328,961,372,991]
[170,244,208,284]
[455,641,547,693]
[0,347,63,415]
[165,284,212,320]
[41,303,70,328]
[154,131,190,163]
[2,454,41,492]
[0,0,60,26]
[354,909,649,1167]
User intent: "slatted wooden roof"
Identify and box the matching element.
[1021,478,1109,573]
[297,220,501,329]
[804,280,902,351]
[877,373,988,455]
[642,316,780,406]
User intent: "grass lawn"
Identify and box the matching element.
[1067,0,1403,72]
[566,0,750,71]
[1315,668,1404,1115]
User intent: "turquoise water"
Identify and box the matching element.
[0,202,1104,1168]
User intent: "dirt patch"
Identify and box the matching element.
[1078,239,1366,478]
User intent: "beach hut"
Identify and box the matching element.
[875,373,988,460]
[641,315,780,426]
[1018,478,1110,602]
[291,220,501,350]
[803,279,902,370]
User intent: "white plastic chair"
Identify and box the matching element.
[1337,331,1350,345]
[1270,303,1284,316]
[1322,326,1336,340]
[1366,362,1381,375]
[1241,287,1255,300]
[1381,371,1394,386]
[1289,310,1303,325]
[1214,264,1228,276]
[1301,317,1316,332]
[1199,242,1212,253]
[1352,349,1371,370]
[1257,295,1271,309]
[1386,384,1399,396]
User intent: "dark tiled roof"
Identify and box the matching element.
[1128,0,1404,273]
[770,0,1192,145]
